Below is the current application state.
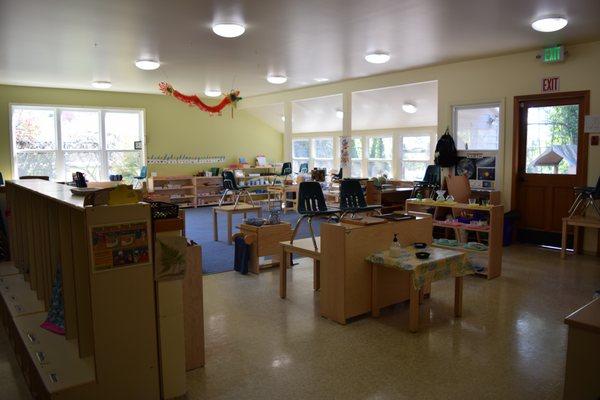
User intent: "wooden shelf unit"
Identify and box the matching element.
[2,180,163,399]
[147,175,233,208]
[405,199,504,279]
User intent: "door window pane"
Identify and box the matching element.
[108,151,143,180]
[64,152,101,181]
[368,137,393,160]
[16,152,57,180]
[314,138,334,159]
[368,161,392,177]
[455,105,500,150]
[292,139,309,158]
[61,110,100,150]
[12,108,56,150]
[105,112,141,150]
[525,105,579,175]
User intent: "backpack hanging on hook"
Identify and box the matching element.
[434,127,458,167]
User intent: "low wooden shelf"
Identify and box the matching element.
[405,199,503,279]
[238,222,293,274]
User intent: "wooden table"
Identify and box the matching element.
[561,216,600,258]
[267,185,298,213]
[239,222,292,273]
[279,237,321,299]
[212,204,262,245]
[563,298,600,399]
[367,246,474,332]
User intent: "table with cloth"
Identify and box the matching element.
[366,246,475,332]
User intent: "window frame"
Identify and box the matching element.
[399,132,433,181]
[452,102,501,152]
[366,134,394,178]
[292,136,336,172]
[9,103,145,181]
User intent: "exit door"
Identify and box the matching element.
[512,91,589,246]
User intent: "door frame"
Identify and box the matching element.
[511,90,590,211]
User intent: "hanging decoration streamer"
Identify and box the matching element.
[158,82,242,116]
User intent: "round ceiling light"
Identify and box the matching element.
[135,59,160,70]
[91,81,112,89]
[336,110,344,119]
[204,89,222,97]
[314,78,329,82]
[212,23,246,38]
[531,17,568,32]
[365,52,390,64]
[402,102,417,114]
[267,75,287,84]
[281,116,285,122]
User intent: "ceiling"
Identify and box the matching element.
[245,81,437,132]
[1,0,599,97]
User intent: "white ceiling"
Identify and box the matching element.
[1,0,599,97]
[245,81,437,132]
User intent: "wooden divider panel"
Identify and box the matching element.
[58,205,78,341]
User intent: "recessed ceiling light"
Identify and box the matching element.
[91,81,112,89]
[402,102,417,114]
[336,110,344,119]
[314,78,329,82]
[204,89,222,97]
[267,75,287,84]
[135,59,160,70]
[531,17,568,32]
[365,52,390,64]
[212,23,246,38]
[281,116,285,122]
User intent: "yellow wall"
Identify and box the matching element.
[243,40,600,251]
[0,85,282,179]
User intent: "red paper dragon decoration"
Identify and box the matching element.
[159,82,242,116]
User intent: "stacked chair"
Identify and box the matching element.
[410,165,441,198]
[220,170,255,207]
[291,181,339,251]
[568,176,600,217]
[339,179,382,220]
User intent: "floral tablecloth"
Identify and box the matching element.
[366,246,475,289]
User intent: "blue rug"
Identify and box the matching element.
[184,207,322,275]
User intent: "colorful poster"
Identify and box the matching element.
[91,222,150,272]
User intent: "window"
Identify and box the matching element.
[292,137,335,173]
[292,139,309,173]
[313,137,334,172]
[453,104,500,151]
[401,136,430,181]
[11,105,144,182]
[367,136,393,177]
[349,137,363,178]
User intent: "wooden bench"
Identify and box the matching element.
[561,216,600,258]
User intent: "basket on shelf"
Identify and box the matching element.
[145,200,179,220]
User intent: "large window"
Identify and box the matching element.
[367,136,393,177]
[349,137,363,178]
[400,135,431,180]
[453,104,500,151]
[11,105,144,182]
[292,137,335,173]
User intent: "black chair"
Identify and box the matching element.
[331,168,343,182]
[291,181,339,251]
[410,165,441,199]
[273,162,293,185]
[299,163,309,174]
[219,170,254,207]
[568,176,600,217]
[339,179,382,220]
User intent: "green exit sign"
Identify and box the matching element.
[543,45,565,63]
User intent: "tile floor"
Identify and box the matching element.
[1,244,599,399]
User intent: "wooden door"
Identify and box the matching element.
[512,91,589,246]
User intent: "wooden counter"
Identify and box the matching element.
[320,214,433,324]
[563,298,600,399]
